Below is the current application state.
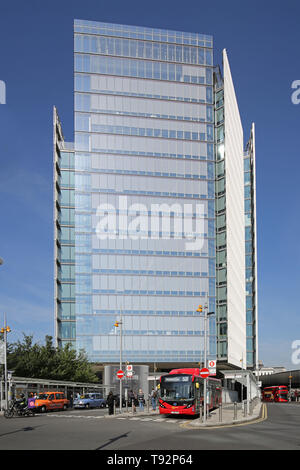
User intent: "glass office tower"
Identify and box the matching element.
[54,20,258,370]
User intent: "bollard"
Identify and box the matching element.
[243,401,247,417]
[219,403,222,422]
[126,399,128,413]
[132,399,134,414]
[113,399,116,415]
[199,403,203,423]
[233,402,237,420]
[147,398,150,413]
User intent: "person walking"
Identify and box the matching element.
[137,388,144,412]
[150,387,157,411]
[107,391,114,415]
[128,389,136,412]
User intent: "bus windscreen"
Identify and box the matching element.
[161,375,194,400]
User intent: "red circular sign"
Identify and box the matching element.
[200,368,210,378]
[117,370,124,379]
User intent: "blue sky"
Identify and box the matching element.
[0,0,299,369]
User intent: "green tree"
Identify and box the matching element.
[7,334,98,383]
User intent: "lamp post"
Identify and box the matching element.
[196,303,215,424]
[114,311,123,414]
[289,374,293,401]
[1,315,11,410]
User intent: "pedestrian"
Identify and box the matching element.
[128,389,136,412]
[68,392,73,408]
[137,388,144,412]
[107,391,114,415]
[150,387,157,411]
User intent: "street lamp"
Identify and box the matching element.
[114,312,123,414]
[196,303,215,424]
[1,316,11,411]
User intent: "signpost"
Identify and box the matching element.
[117,370,124,380]
[200,368,210,378]
[208,360,216,376]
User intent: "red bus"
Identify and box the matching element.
[263,386,288,402]
[158,368,222,416]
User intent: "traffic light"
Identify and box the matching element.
[114,321,119,328]
[0,326,11,334]
[197,305,203,312]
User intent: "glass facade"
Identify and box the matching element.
[53,109,76,349]
[244,125,258,368]
[214,68,227,361]
[73,19,216,363]
[54,20,258,370]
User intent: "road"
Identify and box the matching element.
[0,403,299,450]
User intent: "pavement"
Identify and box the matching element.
[186,401,264,428]
[103,401,265,428]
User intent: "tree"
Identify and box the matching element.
[7,334,98,383]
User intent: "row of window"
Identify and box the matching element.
[59,267,213,280]
[69,186,216,201]
[75,78,210,105]
[75,294,216,314]
[78,123,214,142]
[59,245,216,260]
[88,289,213,297]
[75,34,213,66]
[60,168,215,183]
[75,54,215,89]
[75,105,213,124]
[73,143,214,161]
[74,21,213,47]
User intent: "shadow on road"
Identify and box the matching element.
[0,425,43,439]
[95,432,130,450]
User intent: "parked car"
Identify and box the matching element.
[73,393,106,409]
[34,392,69,413]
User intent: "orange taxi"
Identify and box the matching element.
[34,391,69,413]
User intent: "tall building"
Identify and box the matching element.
[54,19,258,371]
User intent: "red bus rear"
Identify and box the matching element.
[263,385,288,402]
[274,386,288,402]
[158,368,221,416]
